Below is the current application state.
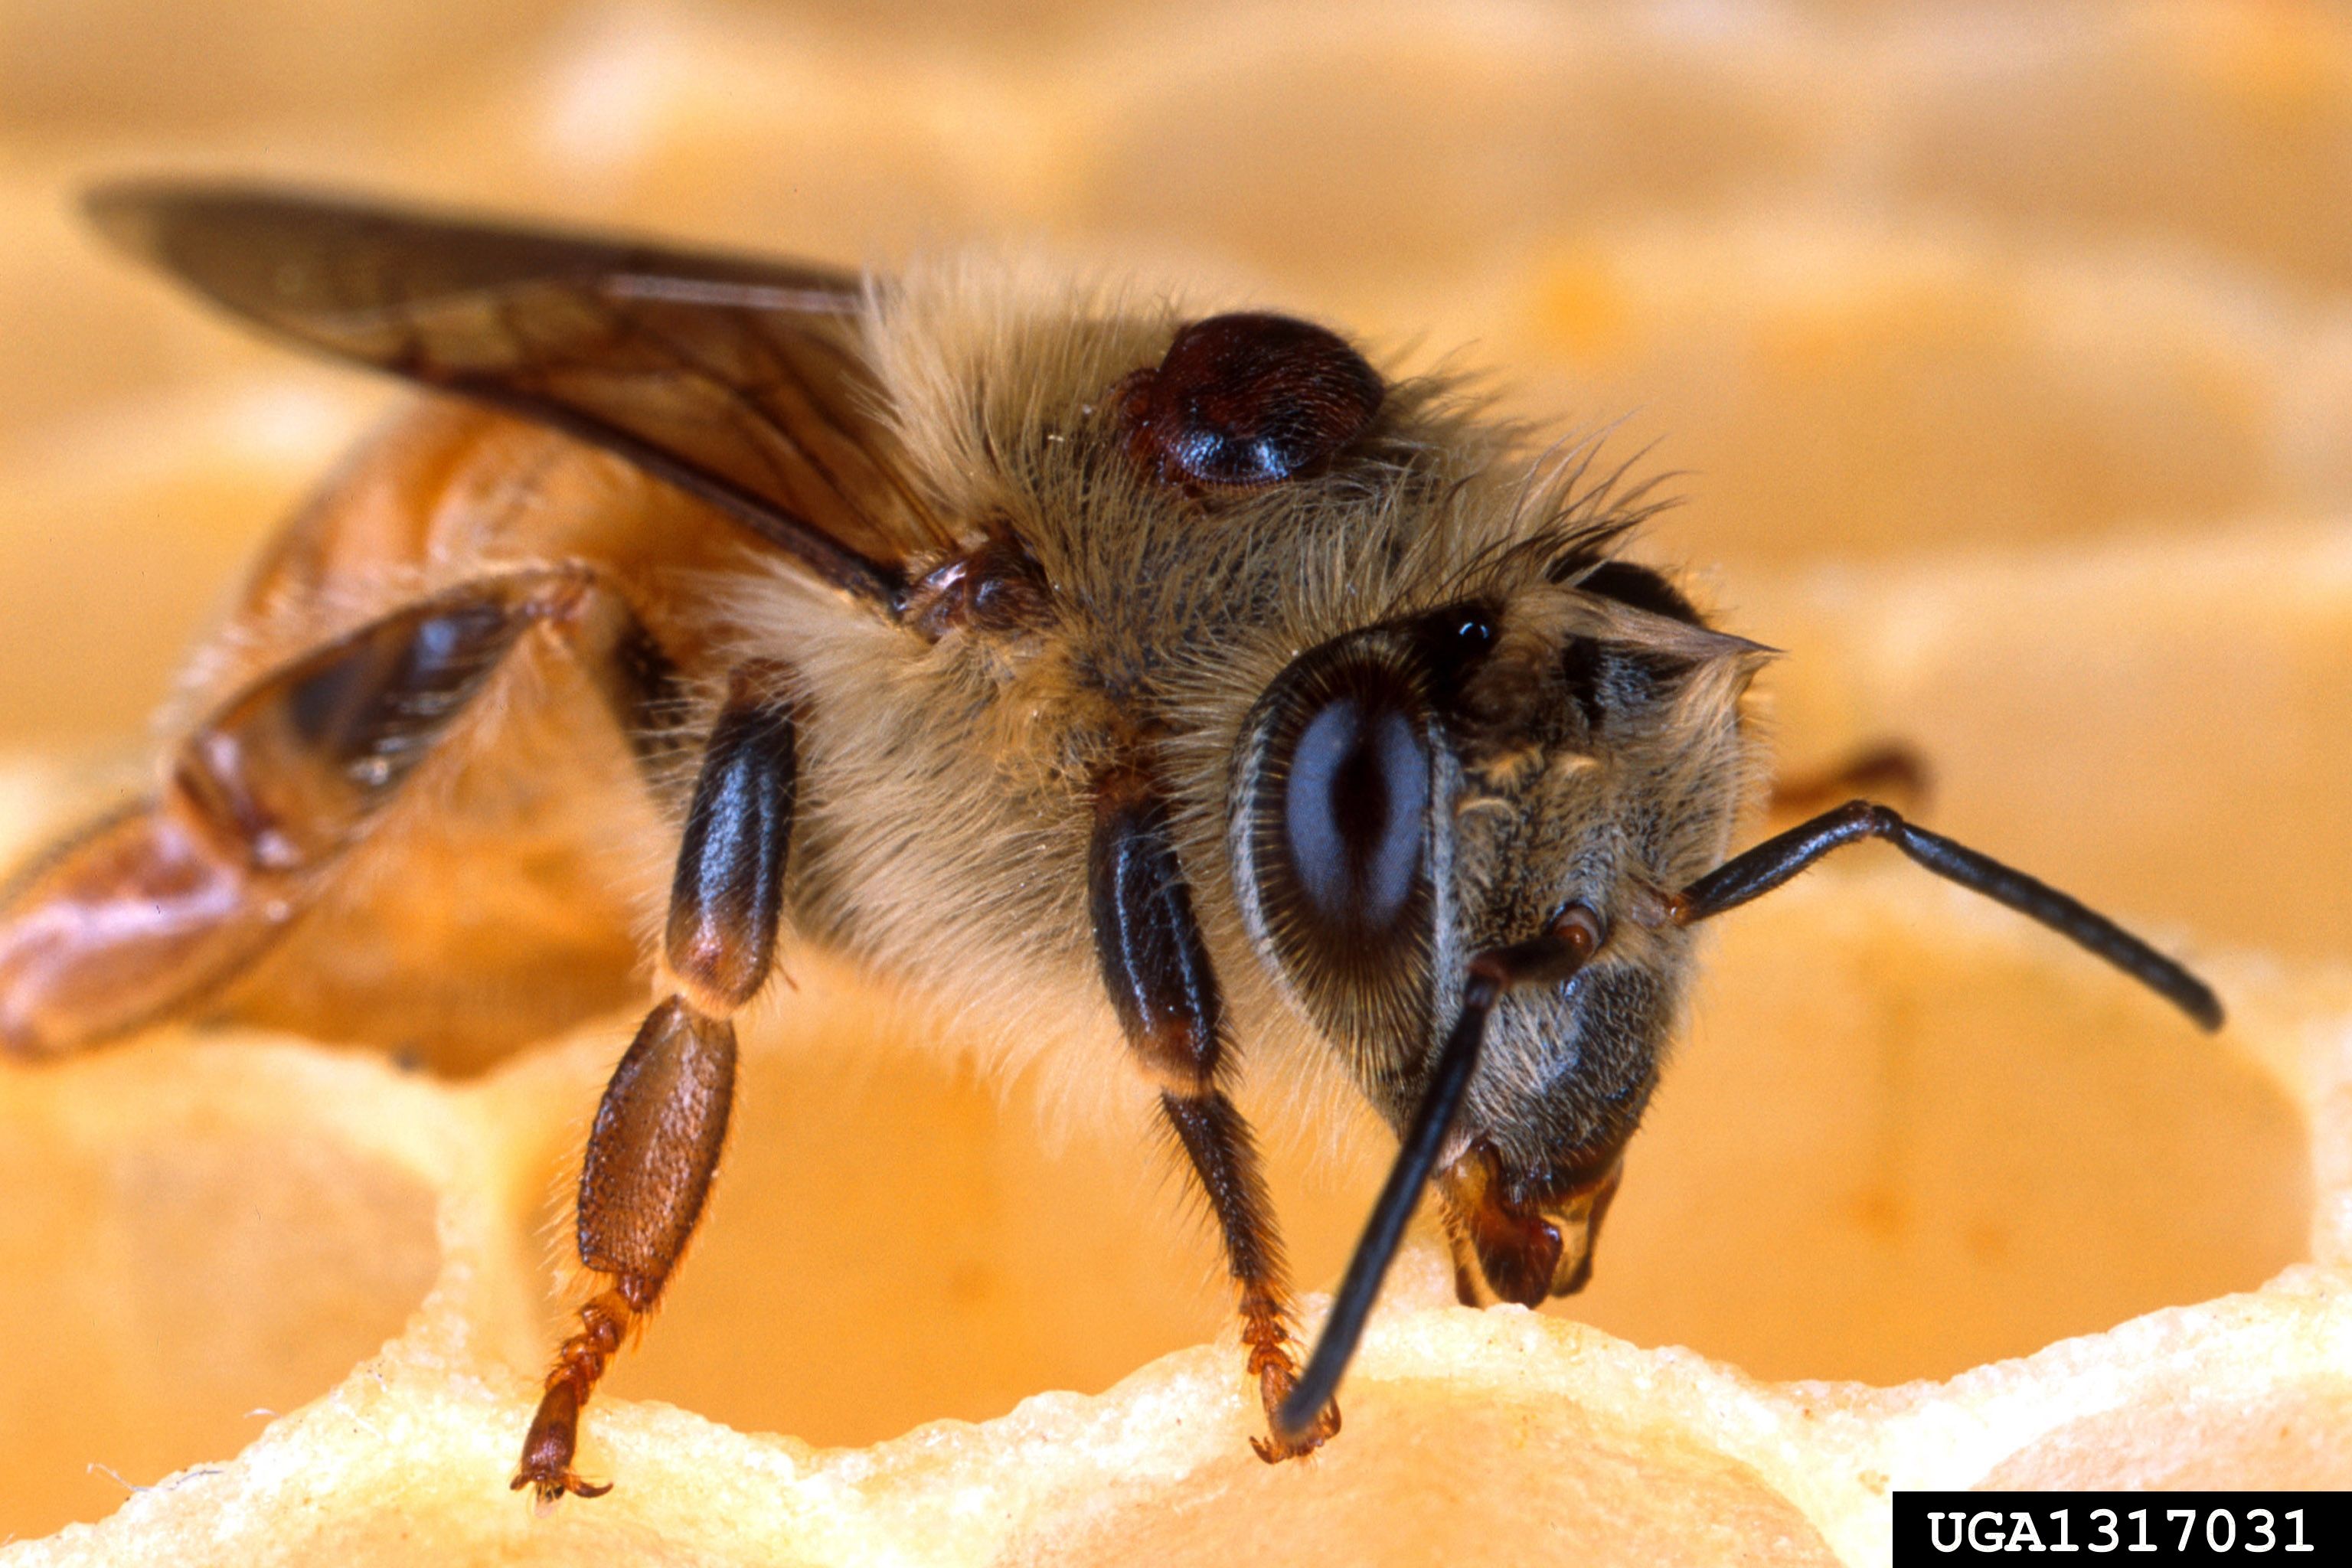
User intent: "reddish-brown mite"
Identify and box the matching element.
[1117,312,1384,489]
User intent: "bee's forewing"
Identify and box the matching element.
[85,180,949,605]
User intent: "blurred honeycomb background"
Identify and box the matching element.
[2,2,2350,1563]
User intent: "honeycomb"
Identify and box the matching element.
[5,2,2351,1563]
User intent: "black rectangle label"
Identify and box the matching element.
[1894,1493,2348,1564]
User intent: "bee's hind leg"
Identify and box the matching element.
[0,564,671,1058]
[514,662,792,1504]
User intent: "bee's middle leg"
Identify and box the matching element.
[514,663,793,1504]
[1089,765,1339,1462]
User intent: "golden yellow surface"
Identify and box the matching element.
[2,2,2350,1563]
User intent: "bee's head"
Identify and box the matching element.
[1230,557,1768,1305]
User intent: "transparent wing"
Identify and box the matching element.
[87,180,950,606]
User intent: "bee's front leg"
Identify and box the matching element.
[514,663,795,1504]
[1088,766,1339,1462]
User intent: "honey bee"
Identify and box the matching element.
[0,184,2223,1501]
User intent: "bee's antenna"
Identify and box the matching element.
[1669,800,2224,1031]
[1274,906,1605,1446]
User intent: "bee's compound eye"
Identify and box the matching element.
[1120,312,1383,488]
[1284,687,1429,935]
[1240,629,1442,1054]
